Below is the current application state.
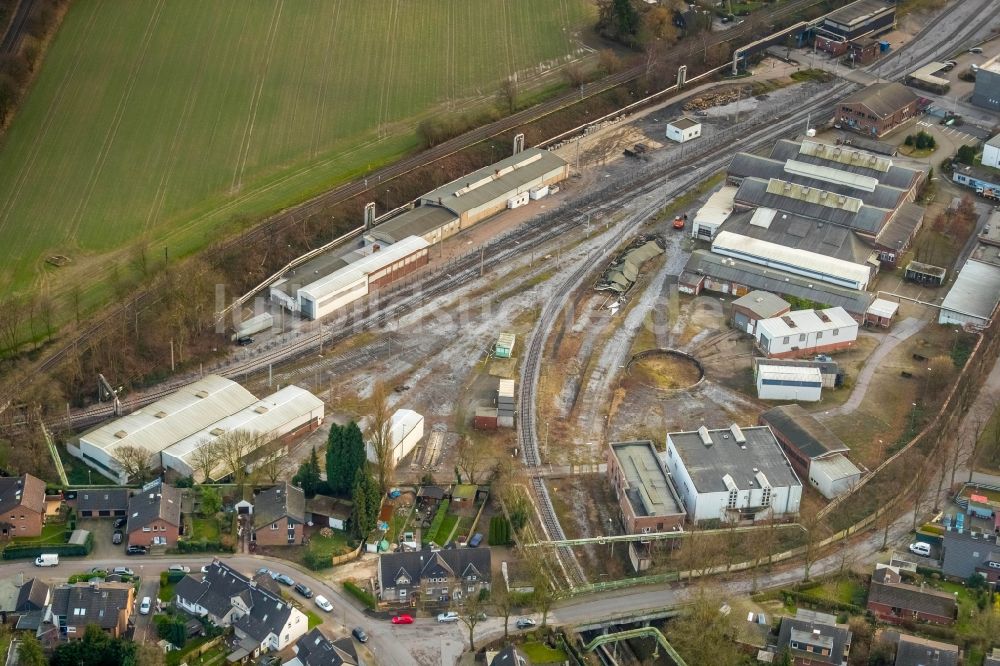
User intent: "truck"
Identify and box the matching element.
[34,554,59,567]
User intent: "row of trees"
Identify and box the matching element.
[596,0,684,49]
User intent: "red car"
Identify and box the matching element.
[391,614,414,625]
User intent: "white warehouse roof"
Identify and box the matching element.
[867,298,899,319]
[757,307,857,339]
[79,375,258,457]
[939,259,1000,324]
[163,385,325,478]
[298,235,429,304]
[758,364,823,384]
[694,186,737,228]
[390,409,423,445]
[712,230,872,289]
[810,454,862,482]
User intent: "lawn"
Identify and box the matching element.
[0,0,595,321]
[191,517,221,541]
[804,577,867,607]
[521,642,569,663]
[304,609,323,630]
[428,515,459,546]
[13,521,67,545]
[307,530,352,560]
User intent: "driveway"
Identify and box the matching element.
[77,518,123,560]
[133,574,160,644]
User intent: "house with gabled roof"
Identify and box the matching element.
[866,566,956,625]
[0,474,47,540]
[125,480,181,548]
[286,628,359,666]
[376,548,491,605]
[174,561,307,658]
[75,488,129,518]
[251,482,306,546]
[777,609,852,666]
[48,581,134,641]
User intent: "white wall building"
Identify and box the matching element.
[691,186,737,241]
[808,455,862,499]
[756,364,823,401]
[666,117,702,143]
[367,409,424,468]
[983,134,1000,169]
[755,307,859,359]
[663,424,802,523]
[712,230,872,290]
[78,377,323,483]
[938,259,1000,329]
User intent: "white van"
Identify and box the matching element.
[908,542,931,557]
[34,554,59,567]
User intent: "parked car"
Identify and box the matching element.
[392,614,414,625]
[112,530,123,545]
[169,565,190,574]
[126,545,147,556]
[314,595,334,612]
[256,567,272,577]
[352,627,369,643]
[139,597,152,615]
[468,533,484,548]
[970,47,984,54]
[437,612,459,623]
[515,617,536,630]
[908,542,931,557]
[236,336,254,346]
[200,565,211,573]
[294,583,313,598]
[112,567,134,576]
[273,573,294,586]
[113,517,126,529]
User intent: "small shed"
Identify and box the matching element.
[731,290,790,335]
[234,499,254,515]
[904,260,947,286]
[452,485,478,503]
[76,488,129,518]
[968,494,994,520]
[865,298,900,328]
[474,407,498,430]
[495,332,516,359]
[306,495,353,531]
[666,117,702,143]
[756,364,822,402]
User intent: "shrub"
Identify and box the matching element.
[154,614,187,648]
[489,516,513,546]
[343,581,377,609]
[303,549,331,571]
[904,135,915,147]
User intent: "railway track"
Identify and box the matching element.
[0,0,845,407]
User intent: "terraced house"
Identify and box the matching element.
[0,474,46,540]
[377,549,491,605]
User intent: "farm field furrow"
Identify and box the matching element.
[0,0,593,294]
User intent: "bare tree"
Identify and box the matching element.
[911,466,933,532]
[215,429,266,494]
[0,295,25,354]
[252,446,291,485]
[455,591,488,652]
[492,586,515,640]
[189,440,220,483]
[366,381,394,494]
[457,435,489,484]
[113,444,153,483]
[496,77,517,114]
[800,506,823,582]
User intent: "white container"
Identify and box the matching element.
[507,192,530,209]
[529,185,549,200]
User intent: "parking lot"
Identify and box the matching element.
[78,518,124,560]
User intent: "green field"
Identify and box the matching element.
[0,0,594,298]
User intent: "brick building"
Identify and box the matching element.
[125,481,181,548]
[0,474,46,540]
[834,82,920,138]
[251,483,305,547]
[867,566,957,625]
[606,441,685,535]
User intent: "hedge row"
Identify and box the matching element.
[343,581,377,610]
[489,515,513,546]
[175,539,233,554]
[781,590,863,615]
[3,538,92,560]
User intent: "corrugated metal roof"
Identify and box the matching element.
[757,306,857,339]
[736,178,888,233]
[783,159,879,192]
[694,186,737,227]
[758,364,823,383]
[810,454,861,481]
[80,375,258,456]
[496,332,516,349]
[867,298,899,318]
[719,209,877,265]
[299,235,429,302]
[367,204,458,243]
[419,148,566,216]
[713,230,872,288]
[760,404,849,459]
[987,133,1000,149]
[769,140,919,190]
[685,250,873,314]
[765,178,864,213]
[164,385,323,477]
[940,259,1000,321]
[836,82,919,121]
[732,290,789,318]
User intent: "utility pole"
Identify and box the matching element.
[170,339,175,372]
[480,246,485,277]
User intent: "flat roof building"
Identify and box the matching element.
[731,290,790,335]
[756,364,823,402]
[663,424,801,523]
[906,62,951,94]
[691,185,737,241]
[364,204,460,246]
[820,0,895,40]
[756,307,859,359]
[606,441,685,534]
[938,259,1000,329]
[971,55,1000,112]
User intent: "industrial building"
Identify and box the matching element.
[903,260,947,286]
[984,134,1000,170]
[691,186,737,240]
[77,376,323,483]
[952,162,1000,201]
[938,259,1000,329]
[663,424,802,523]
[971,55,1000,112]
[905,62,951,94]
[755,307,858,358]
[606,440,686,535]
[731,291,790,336]
[833,82,920,138]
[665,117,701,143]
[418,148,568,229]
[366,409,424,468]
[162,385,325,481]
[760,405,862,499]
[753,356,842,389]
[864,297,899,328]
[364,204,460,246]
[814,0,895,48]
[756,364,823,402]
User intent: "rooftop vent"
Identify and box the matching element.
[698,426,713,446]
[154,411,167,419]
[210,428,225,437]
[114,430,128,439]
[254,405,269,414]
[194,390,209,399]
[730,424,746,443]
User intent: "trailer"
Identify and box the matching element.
[231,312,274,342]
